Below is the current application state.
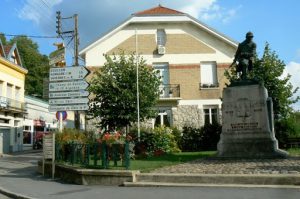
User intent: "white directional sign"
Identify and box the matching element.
[49,90,89,98]
[49,80,89,92]
[49,98,89,105]
[50,67,89,81]
[49,104,89,112]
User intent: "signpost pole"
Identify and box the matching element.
[52,133,55,179]
[74,14,80,130]
[59,112,63,132]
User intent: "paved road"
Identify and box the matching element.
[0,151,299,199]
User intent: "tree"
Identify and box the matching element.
[88,53,160,130]
[9,36,49,97]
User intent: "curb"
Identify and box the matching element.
[123,181,300,189]
[0,186,37,199]
[133,173,300,187]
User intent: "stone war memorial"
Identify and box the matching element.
[217,32,288,158]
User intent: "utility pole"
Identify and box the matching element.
[55,11,81,130]
[74,14,80,130]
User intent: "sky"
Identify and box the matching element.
[0,0,300,110]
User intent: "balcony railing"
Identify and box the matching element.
[159,84,180,98]
[0,96,26,112]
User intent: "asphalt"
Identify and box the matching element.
[0,151,299,199]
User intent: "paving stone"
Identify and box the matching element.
[152,157,300,175]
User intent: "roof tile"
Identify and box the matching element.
[134,5,184,16]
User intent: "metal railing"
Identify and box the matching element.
[0,96,25,112]
[159,84,180,98]
[55,142,130,169]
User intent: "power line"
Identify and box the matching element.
[0,33,64,39]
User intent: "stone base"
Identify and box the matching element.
[217,83,288,159]
[217,137,288,158]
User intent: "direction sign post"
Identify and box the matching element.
[49,90,89,98]
[48,65,90,113]
[50,67,89,81]
[49,80,89,92]
[49,104,89,112]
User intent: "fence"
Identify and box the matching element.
[55,142,130,169]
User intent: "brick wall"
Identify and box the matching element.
[169,63,230,100]
[108,34,215,55]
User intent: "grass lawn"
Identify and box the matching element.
[287,148,300,156]
[130,151,216,172]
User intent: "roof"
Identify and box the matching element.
[134,5,185,16]
[1,43,24,68]
[79,6,238,55]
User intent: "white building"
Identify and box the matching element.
[80,5,238,129]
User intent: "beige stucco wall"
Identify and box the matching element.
[83,22,236,67]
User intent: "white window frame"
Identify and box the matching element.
[203,106,219,125]
[156,29,166,46]
[200,62,218,88]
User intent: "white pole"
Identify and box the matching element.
[59,112,63,132]
[135,28,140,142]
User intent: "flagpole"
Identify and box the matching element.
[135,28,140,142]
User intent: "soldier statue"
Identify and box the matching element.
[232,32,257,80]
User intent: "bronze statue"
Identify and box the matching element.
[232,32,257,80]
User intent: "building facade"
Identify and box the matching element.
[0,40,27,154]
[23,96,58,150]
[80,5,238,129]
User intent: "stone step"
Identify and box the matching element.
[133,173,300,186]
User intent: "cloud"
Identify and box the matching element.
[180,0,240,23]
[284,61,300,111]
[17,0,238,41]
[18,0,62,24]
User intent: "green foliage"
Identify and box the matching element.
[0,33,7,45]
[130,151,216,172]
[130,126,181,157]
[8,36,49,97]
[88,53,160,130]
[180,123,222,151]
[55,128,95,144]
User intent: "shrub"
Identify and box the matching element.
[129,126,181,157]
[180,123,222,151]
[55,128,95,144]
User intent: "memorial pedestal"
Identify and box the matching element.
[217,83,287,158]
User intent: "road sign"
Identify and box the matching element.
[49,66,89,81]
[49,48,65,66]
[49,90,89,98]
[56,111,67,121]
[49,104,89,112]
[49,97,89,105]
[43,133,54,159]
[49,80,89,92]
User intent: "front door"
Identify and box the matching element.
[0,129,10,154]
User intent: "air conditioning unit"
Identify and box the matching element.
[157,45,165,55]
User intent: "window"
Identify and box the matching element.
[0,81,3,96]
[15,86,21,101]
[153,63,169,97]
[156,29,166,46]
[204,107,219,125]
[7,83,13,99]
[200,62,218,88]
[155,108,171,127]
